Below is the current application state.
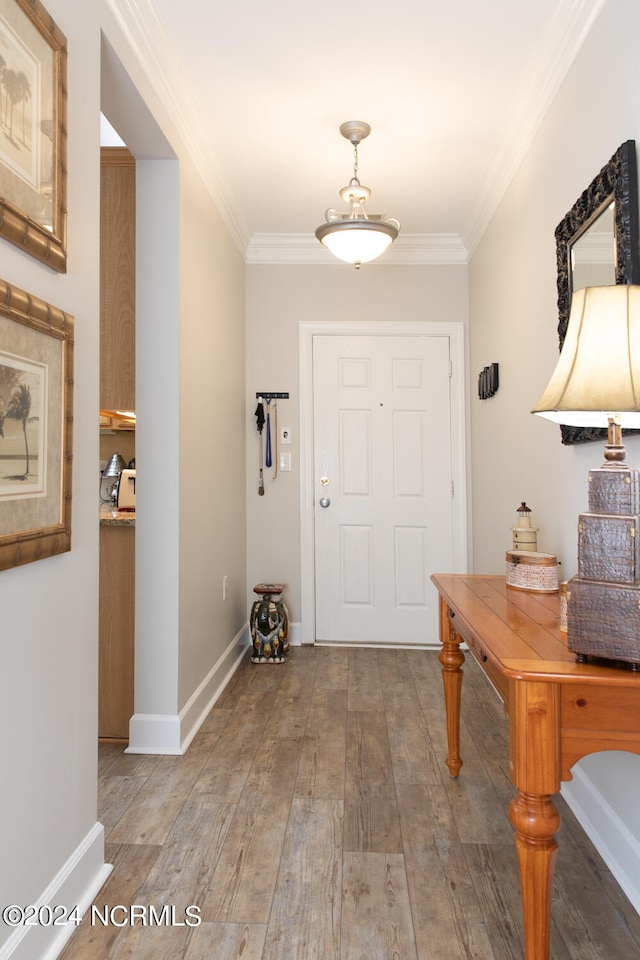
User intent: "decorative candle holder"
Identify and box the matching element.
[559,582,568,632]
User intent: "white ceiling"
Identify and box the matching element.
[106,0,606,263]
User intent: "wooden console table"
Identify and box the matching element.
[432,574,640,960]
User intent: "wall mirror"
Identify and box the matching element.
[555,140,640,444]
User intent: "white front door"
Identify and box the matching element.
[312,333,454,645]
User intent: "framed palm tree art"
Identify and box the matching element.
[0,278,73,570]
[0,0,67,271]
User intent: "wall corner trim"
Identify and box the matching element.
[126,712,183,755]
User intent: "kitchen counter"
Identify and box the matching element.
[100,504,136,526]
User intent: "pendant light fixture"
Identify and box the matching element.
[315,121,400,268]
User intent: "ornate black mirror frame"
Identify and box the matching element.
[555,140,640,444]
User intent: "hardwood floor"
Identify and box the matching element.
[60,646,640,960]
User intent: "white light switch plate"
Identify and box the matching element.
[280,426,291,444]
[279,452,292,472]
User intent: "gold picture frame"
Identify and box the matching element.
[0,0,67,271]
[0,278,73,570]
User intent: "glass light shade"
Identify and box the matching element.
[532,284,640,427]
[315,219,397,265]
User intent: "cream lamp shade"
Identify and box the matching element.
[532,284,640,428]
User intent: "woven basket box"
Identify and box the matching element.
[577,513,639,583]
[505,551,559,592]
[567,576,640,665]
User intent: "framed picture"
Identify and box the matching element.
[0,277,73,570]
[0,0,67,271]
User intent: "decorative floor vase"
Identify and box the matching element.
[250,582,289,663]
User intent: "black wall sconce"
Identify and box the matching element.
[478,362,499,400]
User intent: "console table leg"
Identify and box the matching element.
[438,597,464,778]
[509,791,561,960]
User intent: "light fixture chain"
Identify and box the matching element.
[352,142,359,184]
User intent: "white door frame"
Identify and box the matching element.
[299,320,469,646]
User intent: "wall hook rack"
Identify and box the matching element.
[255,392,289,400]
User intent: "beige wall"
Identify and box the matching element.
[102,24,247,744]
[0,1,104,951]
[470,0,640,579]
[468,0,640,908]
[0,4,247,956]
[178,157,246,708]
[245,263,469,628]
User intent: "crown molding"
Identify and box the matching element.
[463,0,607,255]
[107,0,604,265]
[246,233,468,266]
[105,0,250,255]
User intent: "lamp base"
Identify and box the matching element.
[587,466,640,515]
[568,576,640,666]
[602,415,628,467]
[567,458,640,667]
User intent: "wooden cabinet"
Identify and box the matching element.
[99,147,136,740]
[100,147,136,412]
[99,524,135,739]
[98,147,136,740]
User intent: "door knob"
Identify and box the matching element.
[319,497,331,508]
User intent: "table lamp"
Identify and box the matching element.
[532,284,640,666]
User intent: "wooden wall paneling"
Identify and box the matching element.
[100,147,136,412]
[99,525,135,738]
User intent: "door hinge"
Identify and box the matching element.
[449,361,453,378]
[451,480,455,498]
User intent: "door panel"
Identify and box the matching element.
[313,334,453,645]
[395,526,428,606]
[340,409,371,495]
[341,525,373,605]
[394,410,424,496]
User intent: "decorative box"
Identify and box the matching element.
[588,467,640,516]
[577,513,639,583]
[570,462,640,665]
[505,550,559,593]
[567,577,640,665]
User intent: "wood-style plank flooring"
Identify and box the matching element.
[60,646,640,960]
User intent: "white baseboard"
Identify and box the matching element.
[126,624,250,755]
[178,624,250,752]
[562,766,640,915]
[0,823,111,960]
